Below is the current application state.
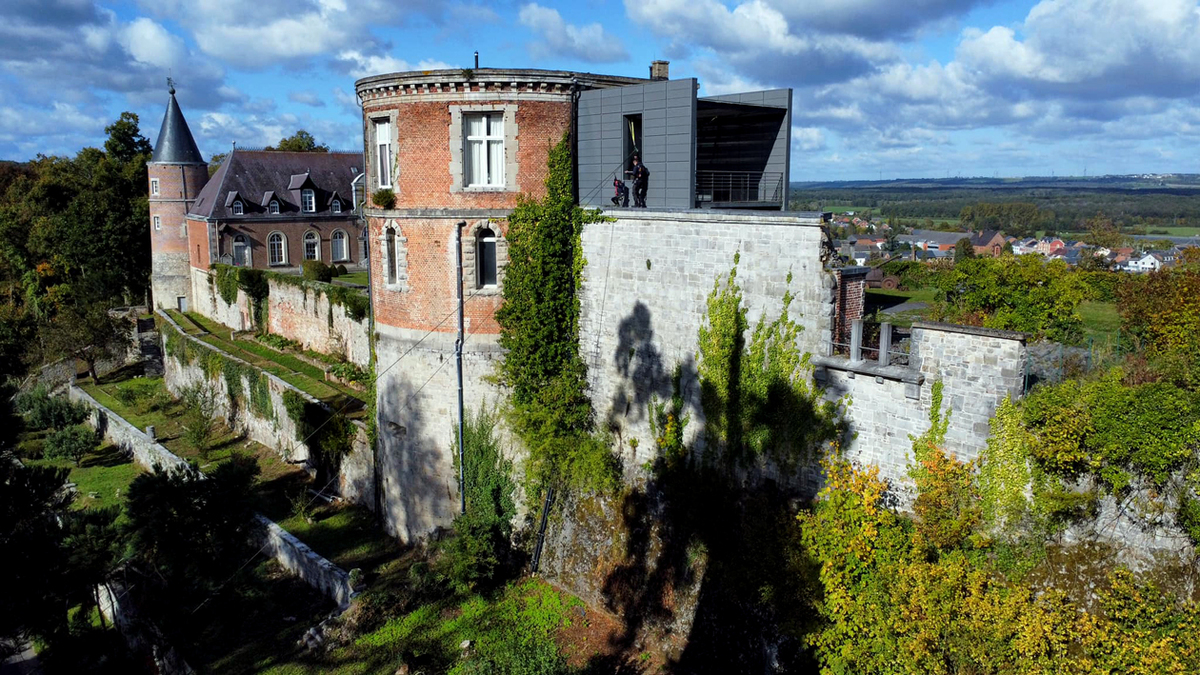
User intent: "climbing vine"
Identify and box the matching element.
[495,133,613,491]
[696,253,845,469]
[209,263,369,328]
[160,315,275,423]
[282,389,354,473]
[648,365,689,470]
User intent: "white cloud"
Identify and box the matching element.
[519,4,629,63]
[288,90,326,107]
[333,50,452,80]
[121,17,185,69]
[792,127,825,151]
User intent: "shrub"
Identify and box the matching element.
[16,387,90,431]
[302,260,332,282]
[372,188,395,209]
[336,264,349,276]
[180,383,219,456]
[1178,495,1200,545]
[44,425,97,466]
[329,361,370,386]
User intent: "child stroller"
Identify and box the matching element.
[611,177,630,207]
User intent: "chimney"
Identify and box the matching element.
[650,60,669,81]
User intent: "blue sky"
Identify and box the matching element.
[3,0,1199,181]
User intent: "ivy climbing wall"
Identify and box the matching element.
[190,266,371,365]
[577,209,834,469]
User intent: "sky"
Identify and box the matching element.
[3,0,1200,181]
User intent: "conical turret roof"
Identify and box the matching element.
[151,85,204,164]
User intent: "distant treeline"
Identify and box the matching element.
[790,187,1200,232]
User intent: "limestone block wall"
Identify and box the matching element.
[373,323,506,542]
[70,385,193,474]
[255,515,355,608]
[190,267,371,366]
[815,322,1026,491]
[578,210,834,468]
[267,280,371,367]
[158,311,375,507]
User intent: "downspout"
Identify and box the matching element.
[352,100,383,519]
[568,78,578,205]
[455,221,466,515]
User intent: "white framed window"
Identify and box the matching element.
[304,231,319,260]
[385,227,397,285]
[233,234,250,267]
[464,113,504,188]
[268,232,286,265]
[269,199,280,214]
[331,229,348,261]
[332,199,342,214]
[374,119,392,188]
[150,178,159,196]
[476,227,497,287]
[153,215,161,231]
[301,189,315,213]
[232,200,244,215]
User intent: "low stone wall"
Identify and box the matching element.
[157,310,376,510]
[70,385,192,474]
[256,515,355,609]
[98,579,194,675]
[191,267,370,366]
[814,321,1027,492]
[70,381,358,608]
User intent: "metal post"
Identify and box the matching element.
[878,322,892,366]
[850,319,864,363]
[455,221,466,514]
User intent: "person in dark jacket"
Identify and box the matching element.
[612,177,629,206]
[631,156,649,207]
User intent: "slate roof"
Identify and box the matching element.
[904,229,970,246]
[189,149,362,220]
[150,89,205,164]
[970,230,1004,246]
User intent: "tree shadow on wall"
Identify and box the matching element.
[607,301,701,440]
[376,372,450,541]
[581,307,828,674]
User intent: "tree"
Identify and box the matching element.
[39,303,132,382]
[44,425,97,466]
[180,382,219,456]
[267,130,329,153]
[208,151,227,177]
[0,460,73,655]
[954,237,975,261]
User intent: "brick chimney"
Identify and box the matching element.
[650,60,669,81]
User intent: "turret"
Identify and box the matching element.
[148,79,208,311]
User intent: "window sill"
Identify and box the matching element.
[463,185,510,193]
[472,284,501,296]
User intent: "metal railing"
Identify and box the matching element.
[695,170,785,207]
[835,319,912,367]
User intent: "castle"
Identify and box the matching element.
[148,65,1030,549]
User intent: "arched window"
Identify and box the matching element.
[476,227,497,287]
[331,199,342,214]
[232,200,244,215]
[301,189,315,213]
[304,231,320,260]
[331,229,348,262]
[233,234,250,267]
[269,199,280,214]
[268,232,286,265]
[385,227,397,285]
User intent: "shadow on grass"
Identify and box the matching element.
[80,443,135,468]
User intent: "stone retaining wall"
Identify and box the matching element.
[256,515,355,608]
[157,310,376,508]
[70,385,193,474]
[70,382,357,608]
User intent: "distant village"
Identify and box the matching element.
[831,211,1198,272]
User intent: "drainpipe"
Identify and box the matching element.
[570,78,580,205]
[455,221,466,515]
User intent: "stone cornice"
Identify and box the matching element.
[355,68,647,102]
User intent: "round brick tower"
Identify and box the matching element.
[148,83,208,312]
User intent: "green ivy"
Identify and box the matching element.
[210,264,271,330]
[697,254,846,468]
[215,264,240,306]
[267,272,369,323]
[648,365,689,470]
[160,315,276,424]
[282,389,354,473]
[495,134,614,492]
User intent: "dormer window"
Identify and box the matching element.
[269,200,280,214]
[301,189,315,213]
[332,199,341,214]
[232,200,244,215]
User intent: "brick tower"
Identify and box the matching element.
[148,81,208,311]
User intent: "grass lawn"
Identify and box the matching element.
[1078,300,1121,341]
[80,370,310,519]
[278,504,399,574]
[166,310,366,416]
[24,436,143,512]
[336,271,369,286]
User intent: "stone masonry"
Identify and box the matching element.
[815,321,1026,492]
[579,209,834,469]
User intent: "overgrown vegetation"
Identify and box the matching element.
[495,134,614,492]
